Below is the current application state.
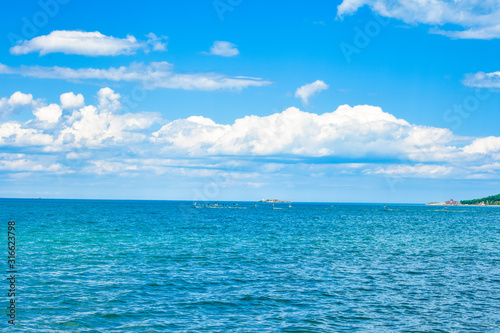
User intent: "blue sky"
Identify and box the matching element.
[0,0,499,203]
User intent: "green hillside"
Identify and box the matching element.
[460,194,500,205]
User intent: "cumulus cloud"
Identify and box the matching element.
[337,0,500,39]
[0,121,53,146]
[0,91,36,115]
[206,41,240,57]
[0,62,272,91]
[152,105,458,161]
[463,136,500,154]
[0,88,161,151]
[54,106,159,148]
[1,88,499,180]
[33,104,62,124]
[462,71,500,88]
[8,91,33,106]
[52,88,160,148]
[60,92,84,109]
[97,87,121,111]
[10,30,167,56]
[295,80,329,105]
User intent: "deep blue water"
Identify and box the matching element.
[1,199,500,332]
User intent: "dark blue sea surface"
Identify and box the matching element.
[1,199,500,332]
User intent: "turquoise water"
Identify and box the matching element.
[2,199,500,332]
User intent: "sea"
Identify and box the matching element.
[1,199,500,332]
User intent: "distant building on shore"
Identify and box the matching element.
[445,199,460,205]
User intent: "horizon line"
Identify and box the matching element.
[0,197,430,205]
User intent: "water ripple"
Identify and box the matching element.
[1,200,499,332]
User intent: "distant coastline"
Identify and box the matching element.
[427,202,497,206]
[428,193,500,206]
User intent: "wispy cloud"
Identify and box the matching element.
[205,41,239,57]
[368,164,453,178]
[0,62,272,91]
[10,30,167,56]
[145,33,168,52]
[295,80,328,105]
[337,0,500,39]
[0,153,63,172]
[463,71,500,88]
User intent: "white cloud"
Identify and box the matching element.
[152,105,457,160]
[33,104,62,124]
[0,91,36,115]
[295,80,329,105]
[433,26,500,40]
[1,88,499,181]
[369,164,453,178]
[60,92,84,110]
[8,91,33,106]
[0,63,10,73]
[0,62,272,92]
[84,160,139,175]
[1,88,160,151]
[10,30,167,56]
[337,0,500,39]
[52,88,160,148]
[462,71,500,88]
[0,159,61,172]
[146,33,167,52]
[206,41,240,57]
[66,151,91,160]
[97,87,121,111]
[0,153,64,173]
[470,162,500,172]
[463,136,500,155]
[0,121,53,146]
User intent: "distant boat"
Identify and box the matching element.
[260,199,292,203]
[272,203,289,210]
[194,202,247,209]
